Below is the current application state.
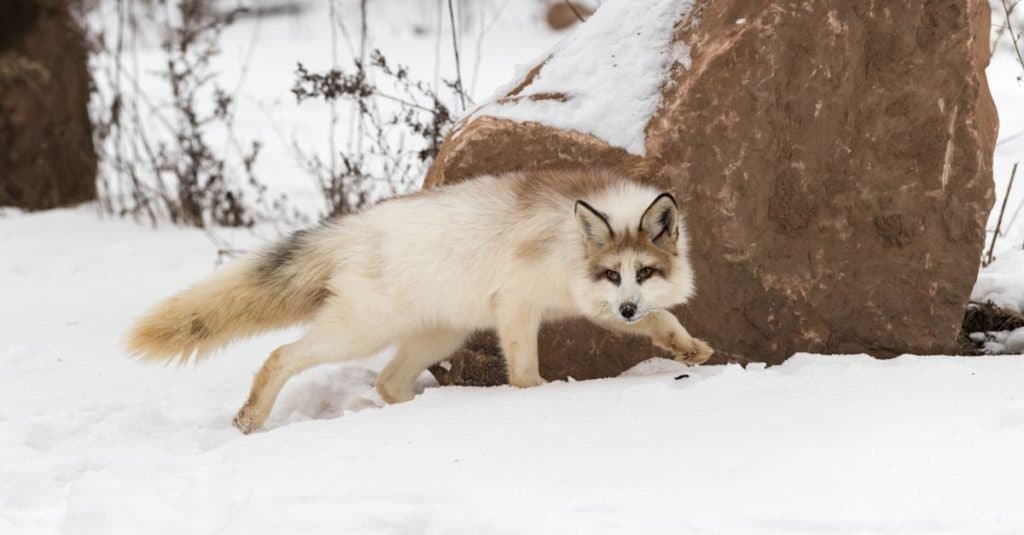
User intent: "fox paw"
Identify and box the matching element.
[668,336,714,366]
[375,380,415,405]
[509,374,547,388]
[232,406,263,435]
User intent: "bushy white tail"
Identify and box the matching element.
[126,230,334,364]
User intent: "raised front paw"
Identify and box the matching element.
[667,336,714,366]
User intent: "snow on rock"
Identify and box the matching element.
[470,0,692,155]
[972,249,1024,313]
[968,250,1024,354]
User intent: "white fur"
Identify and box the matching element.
[134,171,711,433]
[323,176,691,329]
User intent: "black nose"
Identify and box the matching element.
[619,303,637,319]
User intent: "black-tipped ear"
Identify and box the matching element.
[639,193,679,252]
[575,200,615,253]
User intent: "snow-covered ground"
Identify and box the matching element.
[4,1,1024,533]
[2,207,1024,533]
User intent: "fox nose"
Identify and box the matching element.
[619,303,637,320]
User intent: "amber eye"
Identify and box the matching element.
[636,267,655,283]
[604,269,621,285]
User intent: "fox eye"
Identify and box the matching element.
[603,269,621,285]
[636,266,656,283]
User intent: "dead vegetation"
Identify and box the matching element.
[959,301,1024,353]
[88,0,292,228]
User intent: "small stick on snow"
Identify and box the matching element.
[985,162,1018,266]
[564,0,587,23]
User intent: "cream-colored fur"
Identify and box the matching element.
[126,169,713,433]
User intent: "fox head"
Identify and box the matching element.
[572,191,694,324]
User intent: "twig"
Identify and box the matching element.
[447,0,467,112]
[985,162,1018,266]
[1006,165,1024,236]
[93,0,278,229]
[1002,0,1024,79]
[1005,194,1024,238]
[328,3,359,157]
[991,0,1020,59]
[357,0,368,156]
[329,0,338,181]
[434,0,443,93]
[470,0,512,95]
[564,0,587,23]
[998,127,1024,148]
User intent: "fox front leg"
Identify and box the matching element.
[496,305,547,388]
[597,309,714,365]
[646,310,714,365]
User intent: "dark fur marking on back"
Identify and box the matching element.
[259,229,311,278]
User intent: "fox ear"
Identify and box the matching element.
[575,200,614,253]
[639,193,679,253]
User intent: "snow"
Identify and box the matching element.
[973,249,1024,313]
[3,207,1024,534]
[4,2,1024,533]
[470,0,691,155]
[979,326,1024,354]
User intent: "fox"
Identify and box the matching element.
[127,169,714,433]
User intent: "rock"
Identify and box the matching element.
[545,2,594,31]
[427,332,508,387]
[0,1,97,210]
[426,0,997,386]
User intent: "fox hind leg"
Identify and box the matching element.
[375,329,468,404]
[233,322,392,434]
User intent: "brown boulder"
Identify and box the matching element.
[426,0,997,385]
[0,1,97,210]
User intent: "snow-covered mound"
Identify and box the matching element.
[973,250,1024,313]
[970,251,1024,354]
[3,208,1024,534]
[471,0,691,155]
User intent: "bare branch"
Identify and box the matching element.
[564,0,587,22]
[1001,0,1024,79]
[985,162,1018,266]
[447,0,467,112]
